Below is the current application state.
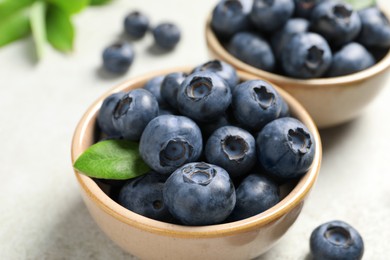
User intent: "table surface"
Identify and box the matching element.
[1,0,389,259]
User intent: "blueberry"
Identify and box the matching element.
[199,114,231,139]
[250,0,295,33]
[357,7,390,48]
[161,72,187,109]
[118,171,174,222]
[205,126,256,178]
[279,98,290,118]
[293,0,320,18]
[327,42,375,77]
[282,32,332,79]
[124,11,149,39]
[163,162,236,225]
[228,173,279,221]
[192,60,239,91]
[310,220,364,260]
[143,75,168,107]
[311,1,361,47]
[256,117,315,180]
[228,32,275,72]
[232,80,284,131]
[139,115,203,174]
[112,89,159,140]
[97,92,125,137]
[177,71,232,122]
[152,23,181,50]
[102,42,135,74]
[211,0,252,38]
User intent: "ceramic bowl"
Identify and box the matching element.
[205,10,390,129]
[71,67,322,260]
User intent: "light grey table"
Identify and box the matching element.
[1,0,389,259]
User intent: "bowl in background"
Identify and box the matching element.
[71,68,322,260]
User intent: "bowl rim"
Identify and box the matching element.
[71,67,322,238]
[205,10,390,88]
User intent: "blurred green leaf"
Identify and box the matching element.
[89,0,112,6]
[45,0,89,14]
[344,0,376,10]
[46,5,74,52]
[30,1,46,59]
[0,9,30,47]
[0,0,36,20]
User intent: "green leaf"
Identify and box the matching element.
[344,0,376,10]
[45,0,89,14]
[30,1,47,60]
[89,0,112,6]
[74,140,150,180]
[46,5,74,52]
[0,0,36,19]
[0,9,30,47]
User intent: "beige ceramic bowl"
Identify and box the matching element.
[71,68,322,260]
[205,12,390,129]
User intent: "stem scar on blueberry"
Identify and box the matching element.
[305,46,324,71]
[333,4,352,22]
[223,1,243,14]
[199,60,223,72]
[182,163,216,186]
[153,200,163,210]
[252,86,275,109]
[187,77,213,100]
[159,139,193,167]
[325,226,353,247]
[114,96,133,119]
[222,135,249,161]
[287,128,312,155]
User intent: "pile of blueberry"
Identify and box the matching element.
[102,11,181,74]
[211,0,390,78]
[96,59,316,226]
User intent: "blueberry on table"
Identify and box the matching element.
[152,23,181,50]
[205,126,256,178]
[124,11,150,39]
[256,117,315,180]
[310,220,364,260]
[228,32,275,72]
[139,115,203,174]
[112,89,158,141]
[357,7,390,48]
[250,0,295,33]
[161,72,187,109]
[102,42,135,74]
[177,71,232,122]
[163,162,236,226]
[293,0,320,18]
[97,92,125,137]
[281,32,332,79]
[143,75,167,107]
[327,42,375,77]
[310,1,361,47]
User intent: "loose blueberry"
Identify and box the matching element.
[357,7,390,48]
[293,0,320,18]
[124,11,150,39]
[327,42,375,77]
[112,89,159,140]
[152,23,181,50]
[228,32,275,72]
[256,117,315,180]
[143,75,168,107]
[310,220,364,260]
[97,92,125,137]
[177,71,232,122]
[139,115,203,174]
[102,42,135,74]
[163,162,236,225]
[282,32,332,79]
[161,72,187,109]
[250,0,295,33]
[205,126,256,178]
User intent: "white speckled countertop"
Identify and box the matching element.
[1,0,389,259]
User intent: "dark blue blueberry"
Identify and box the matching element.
[256,117,315,180]
[177,71,232,122]
[112,89,158,140]
[118,171,174,222]
[357,7,390,48]
[282,32,332,79]
[163,162,236,226]
[97,92,125,136]
[199,114,231,139]
[161,72,187,109]
[228,32,275,72]
[310,220,364,260]
[232,80,284,131]
[139,115,203,174]
[211,0,252,38]
[327,42,375,77]
[293,0,320,18]
[250,0,295,32]
[124,11,149,39]
[228,173,279,221]
[102,42,135,74]
[311,1,361,47]
[152,23,181,50]
[192,60,239,91]
[143,75,168,107]
[205,126,256,178]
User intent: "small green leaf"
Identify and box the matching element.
[46,5,74,52]
[344,0,376,10]
[30,1,47,60]
[89,0,112,6]
[45,0,89,14]
[0,0,36,19]
[0,9,30,47]
[74,140,150,180]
